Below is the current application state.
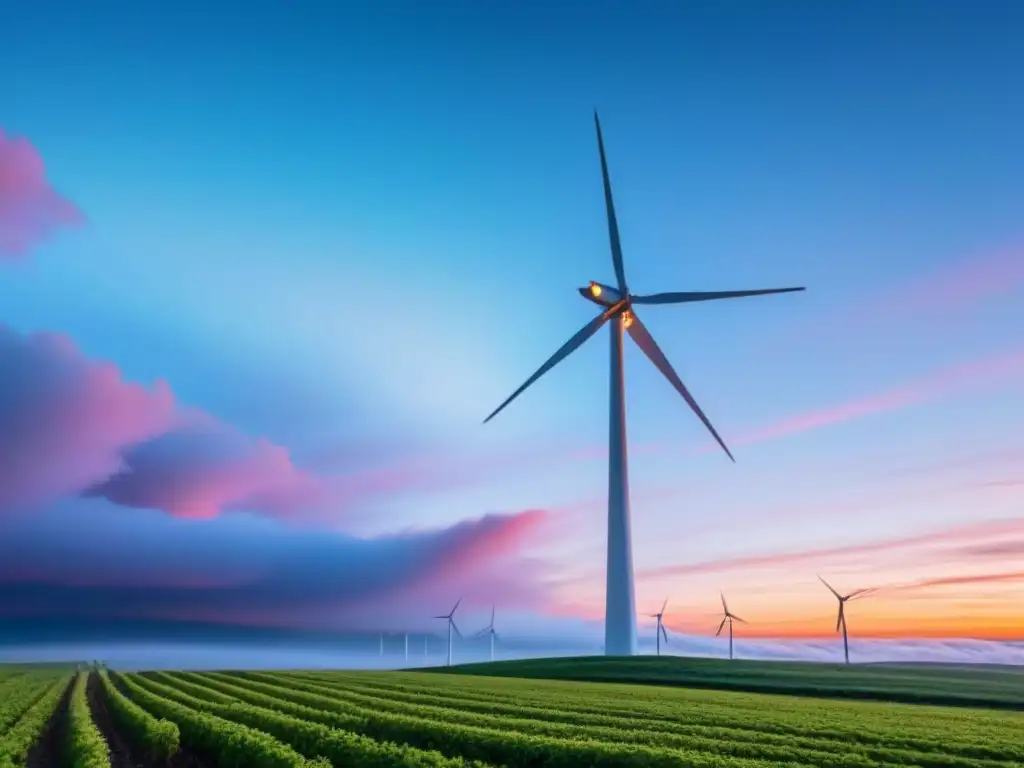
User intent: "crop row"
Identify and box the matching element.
[0,676,61,736]
[251,670,1020,767]
[303,669,1020,736]
[98,669,180,762]
[216,671,1024,768]
[148,669,866,768]
[67,672,110,768]
[114,672,327,768]
[0,677,70,768]
[293,670,1024,760]
[119,672,472,767]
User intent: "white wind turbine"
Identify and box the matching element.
[818,575,877,664]
[483,112,806,655]
[648,599,669,656]
[433,599,463,666]
[474,605,501,662]
[716,591,747,660]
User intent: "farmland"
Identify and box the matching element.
[0,661,1021,767]
[431,655,1024,710]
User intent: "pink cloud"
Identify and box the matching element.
[0,325,177,512]
[2,323,515,523]
[0,128,83,259]
[86,425,325,520]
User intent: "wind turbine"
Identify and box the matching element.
[433,599,463,666]
[379,632,384,657]
[648,599,669,656]
[474,605,500,662]
[483,113,806,655]
[817,575,876,664]
[404,632,409,663]
[716,592,747,660]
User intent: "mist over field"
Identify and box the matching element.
[3,634,1021,671]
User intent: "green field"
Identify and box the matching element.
[1,661,1022,766]
[425,654,1024,710]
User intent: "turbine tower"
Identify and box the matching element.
[379,632,384,657]
[716,591,747,660]
[474,605,501,662]
[818,575,876,664]
[404,632,409,663]
[483,112,806,655]
[648,599,669,656]
[433,599,463,667]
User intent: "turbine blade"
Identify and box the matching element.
[660,624,668,643]
[848,587,878,601]
[451,597,462,615]
[720,591,728,614]
[660,598,668,615]
[630,287,805,305]
[594,111,628,294]
[483,310,613,424]
[836,604,844,634]
[626,312,735,461]
[493,631,501,641]
[432,615,447,619]
[731,614,747,624]
[451,619,463,639]
[490,605,495,625]
[716,618,727,636]
[817,574,841,599]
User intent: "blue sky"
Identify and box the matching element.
[0,0,1022,654]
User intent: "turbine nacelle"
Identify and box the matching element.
[579,281,625,308]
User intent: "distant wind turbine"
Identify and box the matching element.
[648,599,669,656]
[379,632,384,657]
[817,575,876,664]
[716,592,747,660]
[482,112,806,656]
[433,599,463,666]
[474,605,501,662]
[404,632,409,663]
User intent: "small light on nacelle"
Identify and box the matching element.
[622,311,634,329]
[590,283,603,297]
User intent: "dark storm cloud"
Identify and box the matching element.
[0,500,551,632]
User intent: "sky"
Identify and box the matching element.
[1,0,1022,665]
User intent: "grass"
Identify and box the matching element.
[420,654,1024,710]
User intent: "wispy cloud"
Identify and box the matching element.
[728,348,1024,447]
[855,246,1024,321]
[569,348,1024,465]
[893,570,1024,592]
[637,517,1024,580]
[0,128,83,259]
